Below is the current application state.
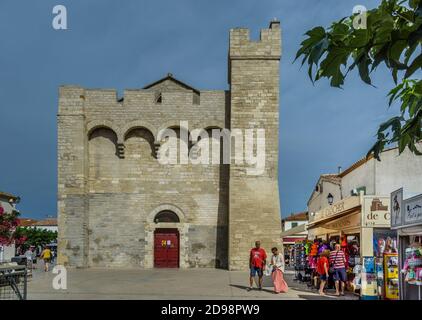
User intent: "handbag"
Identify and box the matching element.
[329,251,339,274]
[264,265,272,276]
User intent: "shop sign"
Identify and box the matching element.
[324,212,360,231]
[390,189,422,228]
[390,188,403,228]
[403,193,422,225]
[362,196,390,227]
[313,196,360,223]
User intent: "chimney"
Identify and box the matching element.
[338,166,342,174]
[269,19,280,29]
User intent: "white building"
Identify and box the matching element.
[0,191,20,263]
[306,144,422,262]
[308,144,422,215]
[30,219,58,233]
[281,212,308,245]
[340,146,422,200]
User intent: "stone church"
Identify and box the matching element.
[57,21,282,270]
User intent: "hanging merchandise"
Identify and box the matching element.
[363,256,375,273]
[343,235,361,294]
[375,257,384,297]
[307,255,317,269]
[372,230,398,299]
[318,241,330,255]
[329,239,337,250]
[352,264,362,290]
[293,241,308,282]
[309,240,318,256]
[361,256,378,299]
[341,236,348,249]
[347,240,360,267]
[402,244,422,286]
[304,241,311,256]
[294,242,306,269]
[384,253,399,299]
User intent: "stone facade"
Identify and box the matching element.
[57,21,282,270]
[228,21,282,270]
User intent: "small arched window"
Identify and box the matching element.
[154,210,180,223]
[155,93,162,104]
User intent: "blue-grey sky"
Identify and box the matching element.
[0,0,397,219]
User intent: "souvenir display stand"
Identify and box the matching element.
[383,253,399,299]
[293,242,307,281]
[292,240,312,284]
[373,229,399,299]
[391,189,422,300]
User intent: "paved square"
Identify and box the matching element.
[27,265,357,300]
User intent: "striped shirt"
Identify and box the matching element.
[329,250,346,269]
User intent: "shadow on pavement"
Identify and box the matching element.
[297,294,336,300]
[229,284,275,294]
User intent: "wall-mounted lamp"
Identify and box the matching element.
[327,193,334,205]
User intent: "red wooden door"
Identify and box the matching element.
[154,229,179,268]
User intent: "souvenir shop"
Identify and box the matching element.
[305,195,399,299]
[280,223,307,267]
[391,189,422,300]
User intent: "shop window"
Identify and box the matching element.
[351,186,366,196]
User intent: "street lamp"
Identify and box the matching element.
[327,193,334,205]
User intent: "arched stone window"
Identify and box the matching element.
[154,210,180,223]
[124,127,156,158]
[88,127,118,156]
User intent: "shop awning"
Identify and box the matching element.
[282,237,307,244]
[307,205,361,230]
[398,225,422,236]
[280,223,307,237]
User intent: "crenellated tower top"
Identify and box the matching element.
[229,20,281,61]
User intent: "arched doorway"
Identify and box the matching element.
[153,211,180,268]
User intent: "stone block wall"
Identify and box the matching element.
[58,81,230,268]
[58,21,282,270]
[57,86,89,267]
[228,21,282,270]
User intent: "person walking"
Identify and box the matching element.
[24,247,33,270]
[40,246,52,272]
[270,247,288,293]
[50,248,56,264]
[329,243,347,296]
[317,249,330,295]
[247,241,267,291]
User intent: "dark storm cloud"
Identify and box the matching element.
[0,0,397,218]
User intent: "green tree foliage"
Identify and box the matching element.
[295,0,422,160]
[14,227,57,249]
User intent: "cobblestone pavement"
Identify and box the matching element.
[26,262,358,300]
